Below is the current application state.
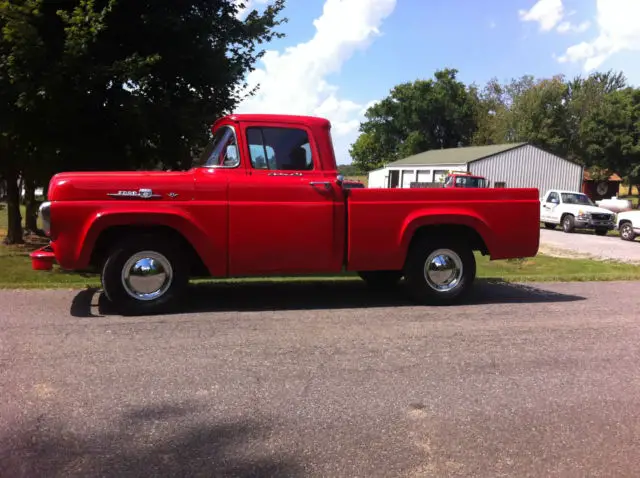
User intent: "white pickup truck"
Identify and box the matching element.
[617,210,640,241]
[540,189,615,235]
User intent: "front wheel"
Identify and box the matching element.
[620,222,636,241]
[562,215,575,233]
[101,235,189,315]
[403,240,476,305]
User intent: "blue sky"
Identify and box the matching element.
[236,0,640,164]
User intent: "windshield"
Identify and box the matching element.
[561,192,593,206]
[198,125,239,168]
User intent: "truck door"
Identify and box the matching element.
[227,123,342,276]
[541,191,560,222]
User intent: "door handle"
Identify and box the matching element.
[310,181,332,190]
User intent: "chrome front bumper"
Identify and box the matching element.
[39,201,51,236]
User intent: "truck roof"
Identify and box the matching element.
[215,113,331,128]
[545,189,585,195]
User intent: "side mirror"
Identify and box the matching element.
[336,174,344,186]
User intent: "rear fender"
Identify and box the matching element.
[399,209,494,255]
[78,210,222,276]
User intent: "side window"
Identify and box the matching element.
[246,127,314,171]
[546,192,559,203]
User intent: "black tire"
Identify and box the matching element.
[620,222,636,241]
[595,228,608,236]
[358,270,403,289]
[403,238,476,305]
[562,214,575,233]
[101,234,189,315]
[544,223,556,230]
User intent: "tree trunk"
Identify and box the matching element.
[3,170,24,245]
[24,178,39,234]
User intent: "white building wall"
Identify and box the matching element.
[468,144,583,194]
[368,164,467,188]
[367,168,387,188]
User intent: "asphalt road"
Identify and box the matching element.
[3,280,640,477]
[540,228,640,263]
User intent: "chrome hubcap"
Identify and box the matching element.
[424,248,463,292]
[121,251,173,301]
[622,225,632,239]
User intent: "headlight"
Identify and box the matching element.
[39,201,51,236]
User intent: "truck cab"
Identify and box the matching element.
[443,173,487,188]
[540,189,615,234]
[31,113,541,314]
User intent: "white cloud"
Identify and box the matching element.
[556,20,591,34]
[234,0,397,164]
[557,0,640,71]
[519,0,564,31]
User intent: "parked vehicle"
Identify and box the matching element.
[616,210,640,241]
[30,113,541,314]
[540,189,615,235]
[342,179,365,189]
[443,172,487,188]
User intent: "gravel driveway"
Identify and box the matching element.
[3,281,640,477]
[539,228,640,263]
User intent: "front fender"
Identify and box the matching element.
[76,209,222,275]
[399,209,495,255]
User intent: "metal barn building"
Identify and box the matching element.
[367,143,583,195]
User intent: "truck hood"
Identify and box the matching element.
[48,171,196,202]
[562,204,615,215]
[617,210,640,221]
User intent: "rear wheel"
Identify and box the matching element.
[562,215,575,233]
[358,270,403,289]
[620,222,636,241]
[403,239,476,305]
[544,223,556,230]
[101,235,189,315]
[595,228,608,236]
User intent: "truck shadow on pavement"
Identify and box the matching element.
[0,402,302,478]
[70,279,585,317]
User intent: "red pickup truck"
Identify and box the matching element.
[31,113,540,314]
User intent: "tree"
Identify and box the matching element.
[350,68,478,172]
[579,87,640,185]
[0,0,287,244]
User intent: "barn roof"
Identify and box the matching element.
[385,142,527,167]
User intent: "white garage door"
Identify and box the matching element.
[401,170,414,188]
[417,170,431,183]
[433,170,449,183]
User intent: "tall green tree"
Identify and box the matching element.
[0,0,287,244]
[350,68,478,172]
[579,86,640,185]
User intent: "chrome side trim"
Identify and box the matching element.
[107,189,162,199]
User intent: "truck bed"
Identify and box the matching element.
[345,187,540,271]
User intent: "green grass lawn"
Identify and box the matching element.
[2,246,640,289]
